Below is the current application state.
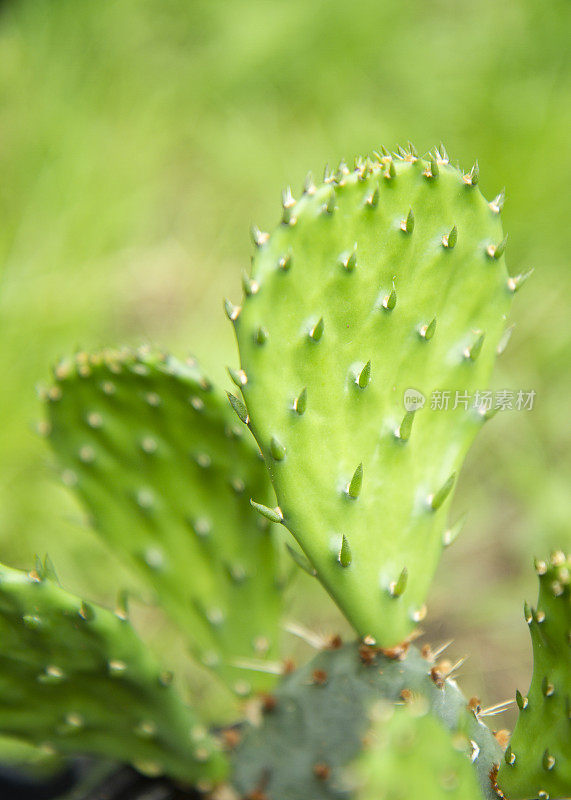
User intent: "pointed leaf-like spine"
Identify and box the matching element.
[543,750,555,771]
[442,513,467,547]
[487,234,508,260]
[429,155,439,178]
[382,283,397,310]
[339,535,352,568]
[251,225,269,248]
[508,268,534,293]
[303,172,316,195]
[524,601,533,624]
[395,410,415,442]
[419,317,437,340]
[515,689,528,710]
[228,367,248,387]
[357,361,371,389]
[79,601,95,621]
[309,317,324,342]
[242,271,259,297]
[270,436,286,461]
[224,299,241,322]
[497,324,515,355]
[255,326,268,345]
[429,473,456,510]
[442,225,457,249]
[227,393,249,425]
[277,253,292,271]
[340,247,357,272]
[365,186,379,208]
[401,208,414,234]
[389,567,408,598]
[347,463,363,499]
[250,500,283,524]
[293,387,307,416]
[286,544,316,576]
[336,160,350,181]
[384,159,396,180]
[541,676,554,697]
[489,189,506,214]
[465,332,485,362]
[464,161,479,186]
[282,186,296,224]
[324,189,336,215]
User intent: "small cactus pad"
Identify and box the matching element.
[498,552,571,800]
[0,560,227,784]
[44,348,282,694]
[355,702,483,800]
[231,641,502,800]
[232,147,512,645]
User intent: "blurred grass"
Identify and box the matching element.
[0,0,569,730]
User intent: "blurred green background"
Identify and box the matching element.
[0,0,569,734]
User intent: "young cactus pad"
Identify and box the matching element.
[497,552,571,800]
[231,146,513,645]
[0,560,227,784]
[232,642,503,800]
[44,348,282,694]
[355,702,483,800]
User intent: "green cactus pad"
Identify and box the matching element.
[0,560,227,785]
[231,641,502,800]
[44,347,282,694]
[498,552,571,800]
[355,702,483,800]
[231,146,512,645]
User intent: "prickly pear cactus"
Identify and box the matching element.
[497,552,571,800]
[230,145,515,646]
[0,560,227,785]
[44,347,282,694]
[231,641,503,800]
[355,701,483,800]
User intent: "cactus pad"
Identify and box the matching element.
[45,348,282,694]
[497,552,571,800]
[0,560,227,784]
[232,641,502,800]
[231,146,512,645]
[355,702,483,800]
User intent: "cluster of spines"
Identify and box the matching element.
[230,146,528,319]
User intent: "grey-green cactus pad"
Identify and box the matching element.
[44,348,282,694]
[498,552,571,800]
[232,146,513,645]
[0,560,227,785]
[232,642,503,800]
